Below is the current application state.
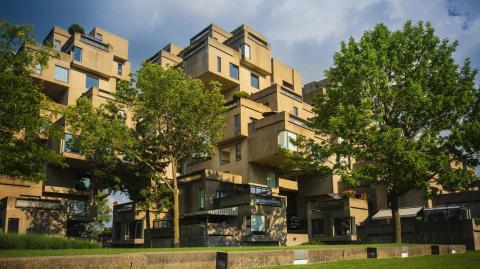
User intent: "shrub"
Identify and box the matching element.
[0,233,100,249]
[474,218,480,225]
[233,91,250,99]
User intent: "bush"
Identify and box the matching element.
[474,218,480,225]
[0,233,100,249]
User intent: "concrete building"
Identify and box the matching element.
[0,26,131,236]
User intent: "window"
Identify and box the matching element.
[220,147,230,165]
[128,221,143,239]
[250,73,259,89]
[75,177,91,191]
[118,110,126,121]
[54,65,69,82]
[249,185,272,196]
[334,217,353,236]
[311,219,325,235]
[95,33,103,41]
[35,63,42,75]
[216,56,221,72]
[113,222,121,240]
[240,44,251,59]
[199,190,205,209]
[86,75,99,89]
[73,46,82,62]
[153,220,171,228]
[69,200,86,216]
[292,106,299,116]
[229,63,239,80]
[117,62,123,76]
[251,215,266,233]
[64,133,80,153]
[7,218,19,233]
[215,190,226,199]
[54,39,61,51]
[235,143,241,161]
[282,80,294,91]
[266,173,277,189]
[234,114,241,135]
[278,130,297,151]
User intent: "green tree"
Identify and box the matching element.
[67,24,85,36]
[0,20,63,182]
[284,21,479,243]
[116,63,226,247]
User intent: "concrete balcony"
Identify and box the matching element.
[182,37,240,91]
[278,178,298,191]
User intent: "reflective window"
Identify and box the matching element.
[266,173,277,189]
[117,62,123,76]
[235,143,241,161]
[234,114,241,135]
[241,44,251,59]
[229,63,239,80]
[35,64,42,75]
[251,215,266,233]
[199,190,205,209]
[95,33,103,41]
[128,221,143,239]
[251,73,259,89]
[64,133,80,153]
[86,75,99,89]
[54,65,69,82]
[278,130,297,151]
[54,40,61,51]
[69,200,86,215]
[334,217,353,236]
[73,46,82,62]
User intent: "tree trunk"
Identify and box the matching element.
[144,208,152,248]
[172,159,180,247]
[389,191,402,243]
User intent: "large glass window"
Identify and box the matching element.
[235,143,241,161]
[54,65,69,82]
[249,185,272,196]
[311,219,325,235]
[251,73,259,89]
[240,44,251,59]
[234,114,241,135]
[69,200,86,216]
[229,63,239,80]
[220,147,230,165]
[86,75,99,89]
[216,56,221,72]
[251,215,266,233]
[54,40,61,51]
[35,63,42,75]
[278,130,297,151]
[128,221,143,239]
[73,46,82,62]
[75,177,91,191]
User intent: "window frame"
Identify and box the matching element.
[117,62,123,76]
[85,74,99,90]
[241,44,251,59]
[250,73,259,89]
[54,39,61,51]
[216,56,222,72]
[220,146,231,165]
[73,46,83,62]
[54,65,69,82]
[229,63,239,80]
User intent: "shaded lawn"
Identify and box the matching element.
[0,243,406,258]
[262,251,480,269]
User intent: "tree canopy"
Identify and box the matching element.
[67,24,85,35]
[284,21,479,242]
[0,20,63,182]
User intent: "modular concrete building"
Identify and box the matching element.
[0,25,131,236]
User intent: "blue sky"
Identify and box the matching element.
[2,0,479,85]
[2,0,479,211]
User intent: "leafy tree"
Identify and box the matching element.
[67,24,85,35]
[284,21,479,243]
[116,63,226,247]
[0,20,63,182]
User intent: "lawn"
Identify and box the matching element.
[262,251,480,269]
[0,243,405,258]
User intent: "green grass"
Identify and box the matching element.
[0,243,406,258]
[0,233,100,250]
[262,251,480,269]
